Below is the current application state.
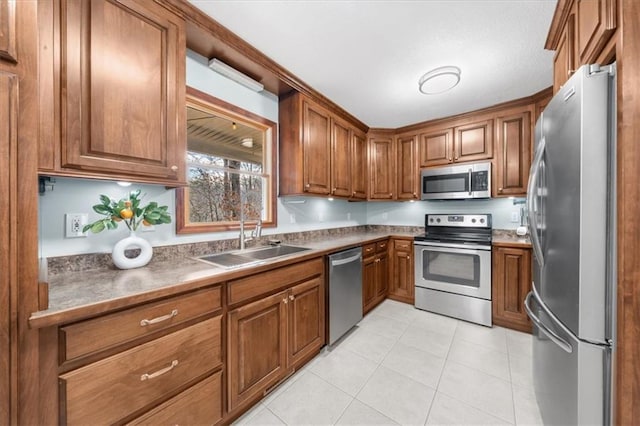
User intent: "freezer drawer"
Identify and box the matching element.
[525,290,611,425]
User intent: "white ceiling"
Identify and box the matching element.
[189,0,558,128]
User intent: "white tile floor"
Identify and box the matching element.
[234,299,543,426]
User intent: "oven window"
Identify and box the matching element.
[422,250,480,287]
[423,173,469,194]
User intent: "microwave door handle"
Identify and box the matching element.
[527,137,546,265]
[468,168,472,195]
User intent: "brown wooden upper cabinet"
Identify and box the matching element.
[553,13,576,93]
[419,119,493,168]
[576,0,617,64]
[0,0,17,63]
[396,134,419,200]
[550,0,617,94]
[368,133,395,200]
[49,0,186,185]
[280,93,367,199]
[351,130,368,200]
[494,108,532,197]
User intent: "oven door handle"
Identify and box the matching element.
[414,242,491,253]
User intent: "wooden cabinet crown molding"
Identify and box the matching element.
[545,0,576,50]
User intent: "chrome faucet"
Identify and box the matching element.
[239,219,262,250]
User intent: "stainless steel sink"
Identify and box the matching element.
[196,245,310,268]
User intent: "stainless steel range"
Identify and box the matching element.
[414,214,492,326]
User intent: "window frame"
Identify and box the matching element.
[175,86,277,234]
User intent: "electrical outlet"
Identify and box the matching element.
[65,213,88,238]
[382,212,388,220]
[511,211,520,223]
[347,212,351,221]
[289,213,296,224]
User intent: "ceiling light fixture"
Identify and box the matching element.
[241,138,254,148]
[418,66,461,95]
[208,58,264,92]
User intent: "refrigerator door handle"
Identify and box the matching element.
[524,291,573,354]
[527,137,546,265]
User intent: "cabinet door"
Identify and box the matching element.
[350,130,367,199]
[61,0,185,183]
[576,0,616,64]
[495,110,531,197]
[331,118,352,198]
[554,14,576,94]
[369,136,395,200]
[454,119,494,162]
[0,72,16,426]
[389,239,414,303]
[303,100,331,195]
[362,256,377,314]
[492,247,532,333]
[376,253,389,299]
[288,277,325,367]
[419,128,453,167]
[0,0,16,62]
[396,135,418,200]
[228,290,288,411]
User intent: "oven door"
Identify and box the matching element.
[414,242,491,300]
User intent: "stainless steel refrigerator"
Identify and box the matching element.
[525,63,616,425]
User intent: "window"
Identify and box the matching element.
[176,87,277,233]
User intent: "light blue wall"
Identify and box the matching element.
[366,198,523,229]
[37,50,521,258]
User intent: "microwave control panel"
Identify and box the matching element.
[471,170,489,191]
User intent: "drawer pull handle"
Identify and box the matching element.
[289,294,295,301]
[140,360,178,381]
[140,309,178,326]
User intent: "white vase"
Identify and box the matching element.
[112,230,153,270]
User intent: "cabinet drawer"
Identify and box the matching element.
[362,243,376,257]
[394,239,412,251]
[228,258,324,305]
[376,240,388,253]
[60,316,221,425]
[60,286,221,362]
[127,371,222,425]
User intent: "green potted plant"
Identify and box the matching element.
[84,190,171,269]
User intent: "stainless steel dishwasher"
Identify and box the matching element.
[328,247,363,345]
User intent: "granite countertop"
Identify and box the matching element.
[30,231,417,328]
[492,230,532,248]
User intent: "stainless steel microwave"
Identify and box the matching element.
[420,161,491,200]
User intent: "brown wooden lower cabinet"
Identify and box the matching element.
[227,262,325,413]
[363,240,389,314]
[127,371,222,425]
[388,238,415,304]
[492,245,532,333]
[60,316,222,425]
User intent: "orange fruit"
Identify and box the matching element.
[120,208,134,219]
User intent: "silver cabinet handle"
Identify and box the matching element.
[468,168,472,195]
[289,294,295,301]
[140,360,178,381]
[524,291,572,353]
[140,309,178,326]
[170,165,178,172]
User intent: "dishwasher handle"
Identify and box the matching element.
[330,253,362,267]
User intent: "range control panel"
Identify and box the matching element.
[426,214,492,228]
